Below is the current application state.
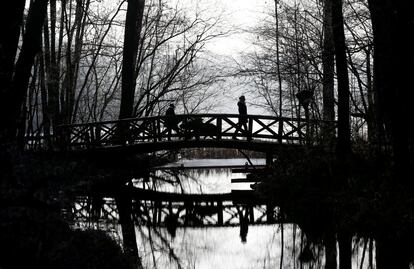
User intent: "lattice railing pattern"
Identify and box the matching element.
[41,114,335,150]
[67,193,281,227]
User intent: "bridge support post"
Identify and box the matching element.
[248,118,253,140]
[217,201,223,226]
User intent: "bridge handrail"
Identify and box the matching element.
[56,113,336,128]
[25,113,337,151]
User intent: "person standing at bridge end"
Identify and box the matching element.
[233,95,251,141]
[165,103,179,140]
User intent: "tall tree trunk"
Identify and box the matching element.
[331,0,350,157]
[62,0,86,124]
[47,0,62,129]
[331,0,351,268]
[119,0,145,120]
[324,231,337,269]
[68,0,89,124]
[365,48,376,144]
[274,0,284,141]
[41,13,52,142]
[322,0,335,144]
[0,0,26,142]
[368,0,414,185]
[8,0,49,144]
[0,0,26,89]
[338,232,351,269]
[368,1,414,268]
[294,3,301,102]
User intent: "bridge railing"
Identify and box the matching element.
[46,114,336,150]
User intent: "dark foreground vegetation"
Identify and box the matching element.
[1,0,414,268]
[0,205,134,269]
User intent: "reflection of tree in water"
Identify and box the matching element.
[136,225,184,269]
[135,168,232,194]
[129,167,235,268]
[80,197,351,269]
[131,170,203,269]
[185,168,232,178]
[76,171,358,269]
[76,166,232,268]
[181,168,232,193]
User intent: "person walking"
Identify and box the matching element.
[165,103,179,140]
[233,95,250,140]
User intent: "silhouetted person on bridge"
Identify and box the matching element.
[233,95,251,141]
[165,104,179,140]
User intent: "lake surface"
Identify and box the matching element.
[125,159,374,269]
[135,158,266,194]
[136,224,300,269]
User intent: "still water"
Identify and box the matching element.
[123,159,374,269]
[137,158,266,194]
[136,224,299,269]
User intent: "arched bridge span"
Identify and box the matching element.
[27,114,335,153]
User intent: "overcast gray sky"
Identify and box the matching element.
[169,0,273,114]
[175,0,269,55]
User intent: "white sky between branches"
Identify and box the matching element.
[169,0,272,114]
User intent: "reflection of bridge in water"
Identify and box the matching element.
[37,113,333,228]
[68,188,282,227]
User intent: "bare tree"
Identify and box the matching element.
[31,0,126,132]
[131,0,229,117]
[119,0,145,120]
[9,0,49,145]
[235,1,324,120]
[24,0,228,139]
[0,0,26,143]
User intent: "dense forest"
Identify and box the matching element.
[1,0,414,268]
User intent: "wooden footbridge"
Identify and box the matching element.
[26,113,335,153]
[31,113,333,228]
[66,188,281,228]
